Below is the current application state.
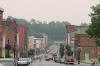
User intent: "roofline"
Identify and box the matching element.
[0,7,4,12]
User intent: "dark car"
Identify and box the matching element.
[45,57,53,61]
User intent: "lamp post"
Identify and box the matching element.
[5,38,11,58]
[77,44,82,64]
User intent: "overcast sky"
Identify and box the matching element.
[0,0,100,25]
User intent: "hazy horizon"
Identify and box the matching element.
[0,0,100,25]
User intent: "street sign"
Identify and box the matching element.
[71,37,75,43]
[71,37,75,41]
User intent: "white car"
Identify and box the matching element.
[17,58,29,66]
[0,58,16,66]
[27,58,32,63]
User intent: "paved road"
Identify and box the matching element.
[29,59,91,66]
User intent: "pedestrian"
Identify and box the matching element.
[39,57,41,62]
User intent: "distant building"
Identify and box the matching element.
[28,36,34,50]
[33,33,48,49]
[17,25,28,57]
[33,33,43,49]
[42,35,48,49]
[53,41,65,45]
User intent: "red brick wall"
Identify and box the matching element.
[97,46,100,58]
[2,19,17,57]
[66,25,75,32]
[74,34,98,60]
[79,34,96,47]
[0,11,3,56]
[17,25,25,53]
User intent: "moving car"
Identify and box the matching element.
[0,58,16,66]
[64,56,74,64]
[17,58,29,66]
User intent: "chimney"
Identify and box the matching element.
[0,7,4,23]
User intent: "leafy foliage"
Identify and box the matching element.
[59,44,64,58]
[28,49,35,57]
[86,4,100,45]
[65,45,73,56]
[6,17,71,41]
[80,22,88,26]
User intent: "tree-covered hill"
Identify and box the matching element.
[5,17,71,41]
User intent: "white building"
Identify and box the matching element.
[28,36,34,50]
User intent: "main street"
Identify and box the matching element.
[29,59,91,66]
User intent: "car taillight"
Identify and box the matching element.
[71,59,74,62]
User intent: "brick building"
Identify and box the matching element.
[74,34,98,60]
[0,7,4,56]
[17,25,28,57]
[66,25,100,60]
[2,18,18,57]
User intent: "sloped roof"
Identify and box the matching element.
[33,33,44,38]
[0,7,4,12]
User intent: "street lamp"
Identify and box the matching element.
[5,38,11,58]
[77,44,82,64]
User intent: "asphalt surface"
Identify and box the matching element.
[29,59,91,66]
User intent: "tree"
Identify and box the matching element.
[65,45,73,56]
[28,49,35,57]
[80,22,88,26]
[59,44,64,58]
[86,4,100,46]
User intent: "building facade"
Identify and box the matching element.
[0,7,4,56]
[2,18,18,57]
[28,36,34,50]
[74,34,97,60]
[66,25,100,61]
[17,25,28,57]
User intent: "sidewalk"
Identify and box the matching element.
[81,63,91,66]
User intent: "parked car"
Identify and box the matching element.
[26,58,32,63]
[0,58,16,66]
[54,57,61,63]
[45,55,53,61]
[91,61,100,66]
[60,58,65,63]
[64,56,74,64]
[17,58,29,66]
[45,57,53,61]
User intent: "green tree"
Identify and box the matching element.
[80,22,88,26]
[5,16,71,41]
[86,4,100,46]
[65,45,73,56]
[59,44,64,58]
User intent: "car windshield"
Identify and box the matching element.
[95,61,100,64]
[19,58,29,61]
[0,61,14,66]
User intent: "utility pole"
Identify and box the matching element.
[8,39,10,57]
